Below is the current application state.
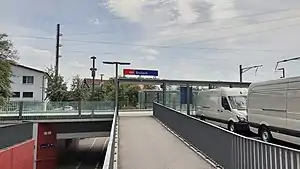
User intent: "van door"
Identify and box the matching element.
[286,79,300,133]
[218,96,231,128]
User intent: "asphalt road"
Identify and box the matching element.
[57,137,109,169]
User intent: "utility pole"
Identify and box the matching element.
[90,56,97,116]
[239,64,263,82]
[103,61,131,113]
[55,24,62,77]
[100,73,104,89]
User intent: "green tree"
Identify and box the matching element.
[101,78,142,108]
[45,66,69,101]
[93,86,105,101]
[0,34,17,106]
[143,84,157,90]
[70,75,90,101]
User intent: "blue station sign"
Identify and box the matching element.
[123,69,158,76]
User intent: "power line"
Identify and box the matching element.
[62,15,300,48]
[155,6,300,29]
[8,34,299,53]
[195,0,249,15]
[66,30,116,36]
[148,14,300,41]
[61,39,299,53]
[58,6,300,37]
[171,22,300,47]
[62,49,234,61]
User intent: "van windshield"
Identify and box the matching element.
[228,96,247,110]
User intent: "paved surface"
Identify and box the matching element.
[119,116,215,169]
[57,137,109,169]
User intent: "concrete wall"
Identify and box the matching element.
[10,65,46,102]
[0,139,34,169]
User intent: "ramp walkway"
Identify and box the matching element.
[118,113,215,169]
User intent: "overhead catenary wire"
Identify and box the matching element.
[171,22,300,47]
[8,25,300,54]
[154,6,300,29]
[147,14,300,41]
[9,34,299,53]
[60,6,300,37]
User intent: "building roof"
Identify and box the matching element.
[83,78,111,88]
[84,78,105,85]
[12,63,46,74]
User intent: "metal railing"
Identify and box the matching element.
[153,102,300,169]
[102,107,118,169]
[0,101,115,120]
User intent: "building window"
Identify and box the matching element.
[23,76,34,84]
[12,92,20,98]
[23,92,33,98]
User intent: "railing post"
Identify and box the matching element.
[186,84,190,115]
[78,100,82,117]
[162,82,166,106]
[18,101,23,120]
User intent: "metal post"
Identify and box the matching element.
[103,61,131,113]
[239,64,243,83]
[115,64,119,113]
[278,68,285,78]
[100,73,104,90]
[55,24,61,77]
[78,100,82,117]
[145,92,148,109]
[90,56,97,116]
[162,82,166,105]
[18,101,23,120]
[186,84,190,116]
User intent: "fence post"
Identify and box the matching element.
[78,100,82,117]
[162,82,166,106]
[18,101,23,120]
[186,84,190,115]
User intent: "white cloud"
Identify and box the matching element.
[89,18,101,25]
[106,0,145,22]
[143,55,157,61]
[146,48,159,55]
[70,61,85,68]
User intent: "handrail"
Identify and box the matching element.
[102,107,118,169]
[153,102,300,169]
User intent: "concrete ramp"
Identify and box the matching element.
[118,116,215,169]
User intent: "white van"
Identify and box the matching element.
[196,87,249,132]
[247,76,300,144]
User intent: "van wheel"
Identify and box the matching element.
[228,121,235,132]
[259,126,272,142]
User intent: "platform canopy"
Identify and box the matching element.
[118,77,251,88]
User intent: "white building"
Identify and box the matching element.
[10,64,47,102]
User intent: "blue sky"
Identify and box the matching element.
[1,0,300,84]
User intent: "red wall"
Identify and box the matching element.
[0,139,34,169]
[36,123,57,169]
